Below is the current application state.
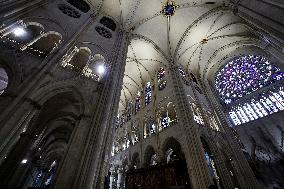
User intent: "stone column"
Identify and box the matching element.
[51,115,93,189]
[70,30,129,189]
[0,100,39,164]
[168,62,212,189]
[203,82,262,188]
[0,131,37,188]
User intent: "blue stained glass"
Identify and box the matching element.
[215,55,284,104]
[135,93,141,113]
[145,82,152,105]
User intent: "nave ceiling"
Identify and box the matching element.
[86,0,260,111]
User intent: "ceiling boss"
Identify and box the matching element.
[161,0,177,17]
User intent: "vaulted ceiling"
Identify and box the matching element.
[89,0,259,111]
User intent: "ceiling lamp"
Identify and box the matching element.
[13,27,26,37]
[97,64,106,75]
[161,0,177,17]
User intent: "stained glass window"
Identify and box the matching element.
[161,114,170,128]
[135,92,141,113]
[145,120,156,138]
[215,55,284,104]
[145,82,152,105]
[229,87,284,126]
[157,67,166,82]
[158,81,167,90]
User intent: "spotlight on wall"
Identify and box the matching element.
[21,159,28,164]
[13,27,26,37]
[97,64,106,75]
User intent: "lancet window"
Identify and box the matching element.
[159,103,177,130]
[145,82,152,105]
[157,67,166,82]
[144,120,156,138]
[135,92,141,113]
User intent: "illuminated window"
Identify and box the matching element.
[157,67,166,82]
[135,92,141,113]
[145,82,152,105]
[215,55,284,104]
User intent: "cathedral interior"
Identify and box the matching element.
[0,0,283,189]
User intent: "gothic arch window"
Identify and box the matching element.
[215,55,284,126]
[3,22,44,45]
[67,0,90,13]
[145,81,152,105]
[100,17,117,31]
[86,54,106,81]
[191,103,204,125]
[26,32,62,57]
[144,118,156,138]
[157,67,167,91]
[135,92,141,113]
[58,4,81,18]
[157,67,166,82]
[61,47,106,81]
[131,123,140,145]
[64,47,91,71]
[159,102,177,130]
[0,67,8,95]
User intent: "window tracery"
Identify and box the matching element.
[215,55,284,104]
[229,87,284,125]
[100,17,117,31]
[145,82,152,105]
[58,4,81,18]
[95,26,112,38]
[159,103,177,130]
[215,55,284,126]
[144,119,156,138]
